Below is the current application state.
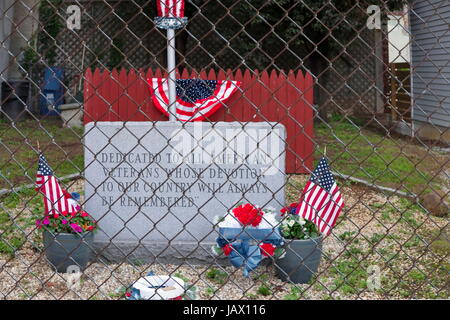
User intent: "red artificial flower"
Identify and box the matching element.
[125,292,131,297]
[87,225,95,231]
[61,210,69,217]
[260,243,276,257]
[81,211,89,217]
[289,202,298,208]
[53,213,59,219]
[222,244,232,256]
[232,203,264,227]
[280,207,287,216]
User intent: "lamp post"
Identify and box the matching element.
[155,1,188,121]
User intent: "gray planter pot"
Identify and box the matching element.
[275,235,323,284]
[43,230,94,273]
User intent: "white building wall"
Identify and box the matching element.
[388,14,411,63]
[0,0,15,81]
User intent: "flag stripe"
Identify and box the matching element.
[157,0,184,17]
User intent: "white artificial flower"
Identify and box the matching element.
[297,217,306,225]
[218,213,241,228]
[258,211,278,229]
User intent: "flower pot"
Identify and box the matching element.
[43,230,93,273]
[275,235,322,284]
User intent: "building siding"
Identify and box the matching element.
[410,0,450,128]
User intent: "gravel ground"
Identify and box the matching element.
[0,178,448,300]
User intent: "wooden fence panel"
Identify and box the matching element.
[83,68,314,173]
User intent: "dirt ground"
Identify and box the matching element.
[0,178,447,300]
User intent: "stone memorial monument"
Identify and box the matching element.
[84,121,285,262]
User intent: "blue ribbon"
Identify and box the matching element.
[228,241,262,277]
[216,227,284,277]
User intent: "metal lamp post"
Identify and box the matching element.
[155,1,188,121]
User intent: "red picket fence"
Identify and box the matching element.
[83,68,314,173]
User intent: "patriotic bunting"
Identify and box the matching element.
[149,78,241,121]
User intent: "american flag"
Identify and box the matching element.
[157,0,185,18]
[296,157,344,235]
[149,78,241,121]
[36,154,77,215]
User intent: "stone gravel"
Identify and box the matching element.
[0,178,448,300]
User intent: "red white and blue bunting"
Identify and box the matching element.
[148,78,241,121]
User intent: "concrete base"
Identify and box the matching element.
[59,103,83,128]
[92,240,228,265]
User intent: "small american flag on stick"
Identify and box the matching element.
[36,154,77,215]
[296,157,344,235]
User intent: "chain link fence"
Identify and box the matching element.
[0,0,448,300]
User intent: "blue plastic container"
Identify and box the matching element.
[40,67,65,115]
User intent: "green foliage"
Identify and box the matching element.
[38,0,64,65]
[107,37,125,69]
[205,268,228,285]
[108,286,127,299]
[21,44,40,75]
[174,272,189,283]
[369,233,384,245]
[280,214,319,240]
[330,258,369,295]
[283,286,302,300]
[0,236,25,256]
[339,231,356,242]
[205,286,215,297]
[404,235,421,248]
[256,284,271,296]
[408,270,426,282]
[344,246,364,258]
[190,0,403,70]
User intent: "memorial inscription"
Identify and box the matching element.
[84,122,285,262]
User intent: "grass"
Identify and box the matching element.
[0,119,83,189]
[0,186,44,256]
[205,268,228,285]
[0,118,448,299]
[314,114,448,195]
[283,286,302,300]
